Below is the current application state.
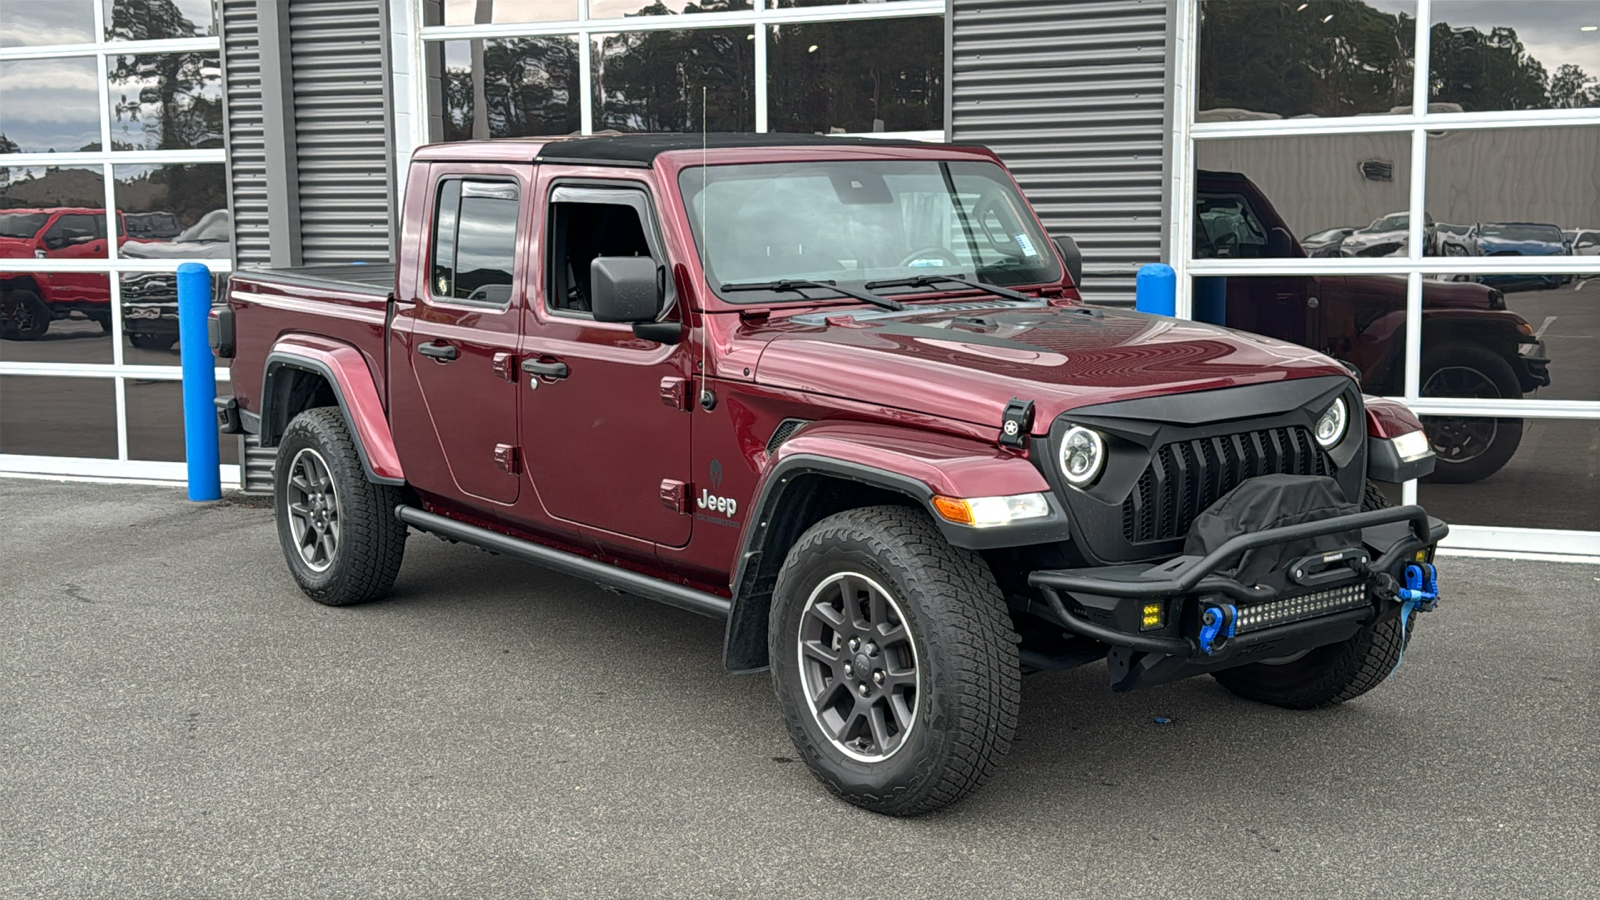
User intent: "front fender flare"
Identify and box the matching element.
[262,335,404,485]
[722,423,1068,673]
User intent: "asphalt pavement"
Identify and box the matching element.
[1,479,1596,899]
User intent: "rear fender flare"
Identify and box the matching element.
[261,337,404,485]
[722,424,1066,673]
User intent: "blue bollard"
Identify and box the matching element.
[176,262,221,501]
[1135,263,1177,317]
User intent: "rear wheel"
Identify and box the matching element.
[0,289,50,341]
[274,407,406,606]
[769,506,1020,816]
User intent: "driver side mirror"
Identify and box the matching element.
[1267,226,1297,259]
[1051,235,1083,287]
[590,256,678,343]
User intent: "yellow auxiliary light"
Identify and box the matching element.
[1140,602,1164,631]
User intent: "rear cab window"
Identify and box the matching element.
[430,177,520,306]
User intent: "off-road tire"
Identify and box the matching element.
[1420,343,1523,484]
[274,407,406,606]
[0,289,51,341]
[769,505,1020,816]
[1360,479,1392,512]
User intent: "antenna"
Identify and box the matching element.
[698,85,715,412]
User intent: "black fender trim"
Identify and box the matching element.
[395,506,730,620]
[721,453,1073,674]
[261,352,404,486]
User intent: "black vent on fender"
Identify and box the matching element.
[766,419,810,455]
[1122,426,1334,543]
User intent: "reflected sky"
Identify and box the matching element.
[1431,0,1600,75]
[0,0,96,47]
[0,58,102,153]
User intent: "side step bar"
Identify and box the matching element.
[394,505,732,621]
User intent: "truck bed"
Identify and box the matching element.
[232,263,396,298]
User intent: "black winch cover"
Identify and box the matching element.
[1182,474,1359,586]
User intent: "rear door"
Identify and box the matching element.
[395,166,527,505]
[518,174,693,548]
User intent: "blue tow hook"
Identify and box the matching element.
[1197,604,1237,656]
[1391,563,1440,674]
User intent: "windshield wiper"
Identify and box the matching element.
[864,274,1032,303]
[720,279,905,311]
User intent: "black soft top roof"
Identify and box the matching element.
[532,132,978,166]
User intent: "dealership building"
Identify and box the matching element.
[1,0,1595,558]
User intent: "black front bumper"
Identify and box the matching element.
[1026,505,1447,690]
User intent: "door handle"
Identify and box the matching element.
[520,358,569,379]
[418,341,459,361]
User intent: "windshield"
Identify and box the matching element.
[1480,223,1563,242]
[678,160,1061,302]
[1303,228,1348,242]
[1366,214,1408,232]
[0,212,48,239]
[175,210,230,243]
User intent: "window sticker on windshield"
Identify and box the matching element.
[1014,233,1038,257]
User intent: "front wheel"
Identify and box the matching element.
[769,506,1020,816]
[1420,343,1523,483]
[0,289,51,341]
[274,407,406,606]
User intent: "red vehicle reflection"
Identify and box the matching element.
[0,207,130,340]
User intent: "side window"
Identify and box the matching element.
[547,188,654,314]
[430,178,519,305]
[1194,192,1269,259]
[42,214,99,250]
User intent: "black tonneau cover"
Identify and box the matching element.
[233,263,395,298]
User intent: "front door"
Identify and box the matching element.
[399,171,525,505]
[519,177,693,548]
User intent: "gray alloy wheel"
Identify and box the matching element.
[797,571,921,762]
[285,447,341,573]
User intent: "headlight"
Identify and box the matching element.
[1315,397,1348,449]
[931,492,1051,528]
[1058,425,1106,486]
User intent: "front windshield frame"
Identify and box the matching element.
[677,159,1062,305]
[1480,223,1563,242]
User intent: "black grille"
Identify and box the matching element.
[1122,426,1333,543]
[766,419,809,455]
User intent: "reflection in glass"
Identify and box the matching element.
[0,269,112,363]
[1422,269,1592,404]
[0,1,96,48]
[435,38,582,141]
[113,163,227,240]
[1424,126,1600,257]
[108,52,223,150]
[0,57,102,153]
[1196,0,1416,120]
[1193,134,1412,258]
[591,28,754,133]
[768,17,943,134]
[0,165,105,210]
[1430,1,1600,112]
[126,378,240,463]
[590,0,749,18]
[1419,419,1599,530]
[435,0,577,25]
[105,0,214,40]
[0,375,117,458]
[775,0,917,6]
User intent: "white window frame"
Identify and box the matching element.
[0,3,235,485]
[1170,0,1600,560]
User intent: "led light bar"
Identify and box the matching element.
[1234,582,1370,634]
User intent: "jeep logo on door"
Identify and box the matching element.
[698,459,737,519]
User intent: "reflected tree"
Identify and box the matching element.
[106,1,220,151]
[443,38,583,140]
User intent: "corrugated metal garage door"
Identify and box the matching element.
[287,0,395,264]
[219,0,269,267]
[950,0,1170,305]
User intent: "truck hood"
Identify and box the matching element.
[752,302,1348,432]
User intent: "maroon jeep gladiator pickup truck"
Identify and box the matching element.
[214,134,1446,815]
